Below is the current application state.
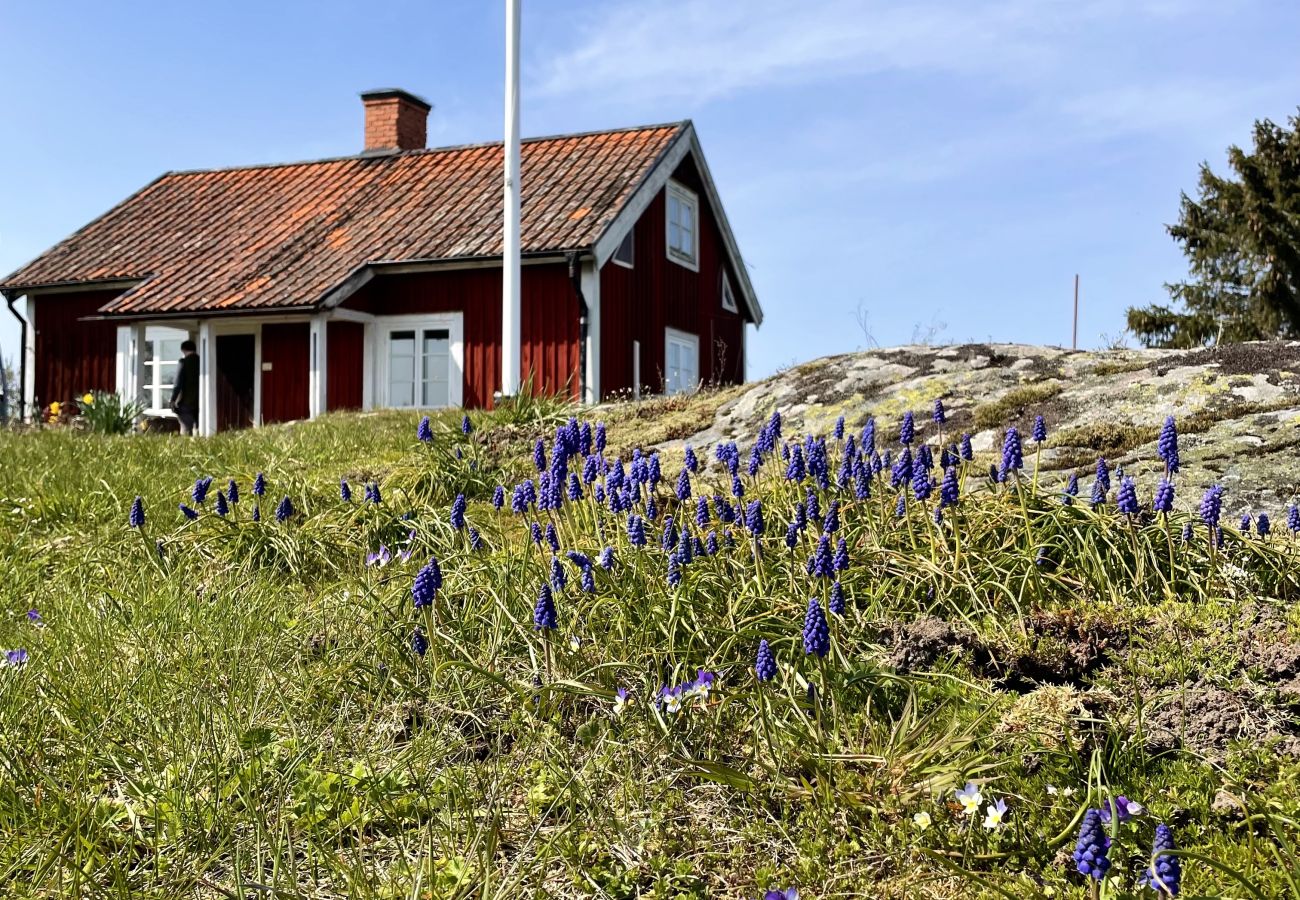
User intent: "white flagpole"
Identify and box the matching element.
[501,0,522,398]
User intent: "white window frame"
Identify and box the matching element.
[664,327,700,396]
[141,325,191,417]
[612,230,634,269]
[720,269,738,313]
[375,313,464,409]
[665,180,699,271]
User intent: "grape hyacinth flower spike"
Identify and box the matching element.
[1199,484,1223,529]
[179,504,199,521]
[1158,416,1180,476]
[1257,513,1271,537]
[214,491,229,517]
[1073,808,1110,881]
[129,496,145,528]
[252,472,266,497]
[1001,427,1023,477]
[1138,823,1182,896]
[227,479,239,505]
[1116,476,1139,516]
[933,398,945,425]
[900,411,915,445]
[340,478,352,502]
[802,598,830,658]
[1154,478,1174,515]
[275,496,294,523]
[755,639,777,682]
[533,583,558,630]
[1032,415,1047,443]
[417,415,433,443]
[461,414,472,434]
[1290,504,1300,534]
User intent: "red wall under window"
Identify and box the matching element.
[260,322,309,423]
[30,290,122,406]
[326,320,364,411]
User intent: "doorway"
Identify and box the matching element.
[215,333,256,431]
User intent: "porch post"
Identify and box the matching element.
[361,320,375,410]
[198,320,216,436]
[581,259,601,404]
[309,313,328,418]
[22,297,35,420]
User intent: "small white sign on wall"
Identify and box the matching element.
[261,362,273,371]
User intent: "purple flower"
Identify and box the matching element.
[784,522,800,550]
[666,553,682,587]
[365,481,382,504]
[1154,479,1175,514]
[412,558,442,607]
[214,491,229,517]
[533,583,558,630]
[829,581,845,616]
[492,485,505,509]
[533,438,546,473]
[1073,809,1110,881]
[550,556,567,591]
[599,546,615,570]
[1289,504,1300,534]
[339,478,352,502]
[900,411,915,445]
[568,473,582,501]
[833,537,849,572]
[1199,485,1224,527]
[417,416,433,443]
[1137,823,1181,896]
[251,505,260,522]
[676,468,692,501]
[1240,513,1252,534]
[912,463,932,502]
[461,414,472,435]
[1181,522,1193,543]
[1095,458,1111,493]
[762,889,798,900]
[275,496,294,523]
[802,598,830,657]
[755,639,778,682]
[1064,472,1079,505]
[705,530,719,555]
[695,496,710,528]
[411,628,428,657]
[1032,414,1047,444]
[594,422,607,454]
[469,527,484,551]
[809,535,834,579]
[3,649,28,668]
[628,515,646,547]
[960,433,973,461]
[933,399,946,425]
[227,480,239,505]
[1158,416,1180,475]
[129,496,145,528]
[890,447,913,489]
[1116,477,1139,516]
[545,523,560,553]
[1098,795,1140,824]
[1001,427,1023,475]
[1090,478,1106,509]
[684,445,698,473]
[745,500,765,537]
[179,504,199,521]
[823,500,840,534]
[1257,513,1271,537]
[861,417,876,457]
[785,445,806,482]
[252,472,266,497]
[939,467,960,508]
[530,522,543,545]
[895,494,906,518]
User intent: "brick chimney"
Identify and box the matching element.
[360,88,431,153]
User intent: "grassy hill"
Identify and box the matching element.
[2,383,1300,899]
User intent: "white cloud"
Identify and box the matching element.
[535,0,1204,104]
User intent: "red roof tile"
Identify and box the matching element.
[1,123,685,315]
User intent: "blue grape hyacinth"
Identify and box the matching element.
[1116,477,1139,516]
[179,503,198,521]
[1290,504,1300,534]
[900,411,915,445]
[933,399,945,425]
[939,467,960,508]
[1138,823,1182,896]
[1095,458,1111,493]
[1199,484,1224,527]
[745,500,765,536]
[411,628,428,657]
[1001,427,1023,475]
[214,491,229,517]
[450,494,467,530]
[340,478,352,502]
[275,496,294,523]
[192,476,213,505]
[461,414,472,435]
[1032,414,1047,443]
[533,583,558,630]
[1158,416,1180,475]
[1257,513,1271,537]
[960,433,973,461]
[1064,473,1079,505]
[417,416,433,443]
[227,479,239,505]
[411,558,442,608]
[129,496,145,528]
[1072,809,1110,881]
[1154,478,1175,514]
[755,639,777,682]
[253,472,266,497]
[828,581,845,616]
[802,598,830,657]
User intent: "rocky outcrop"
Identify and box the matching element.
[677,341,1300,514]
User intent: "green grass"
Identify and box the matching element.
[1,405,1299,899]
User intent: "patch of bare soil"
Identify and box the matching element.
[1143,686,1300,759]
[996,610,1128,692]
[883,616,972,673]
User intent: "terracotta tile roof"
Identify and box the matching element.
[1,123,685,315]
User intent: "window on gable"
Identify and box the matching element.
[666,180,699,270]
[612,230,634,268]
[720,270,738,313]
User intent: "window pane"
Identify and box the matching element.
[158,363,178,387]
[157,340,183,362]
[421,330,450,408]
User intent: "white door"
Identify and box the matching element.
[384,323,457,409]
[421,329,450,407]
[664,328,699,395]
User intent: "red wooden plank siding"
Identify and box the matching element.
[31,290,122,406]
[343,263,579,407]
[599,156,746,398]
[326,320,364,411]
[260,322,310,423]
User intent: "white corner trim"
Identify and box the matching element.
[22,297,35,419]
[581,258,600,403]
[197,320,216,436]
[308,313,328,419]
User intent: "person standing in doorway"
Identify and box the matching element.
[171,340,200,436]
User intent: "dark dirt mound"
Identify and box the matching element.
[997,610,1128,691]
[884,616,972,673]
[1144,686,1300,758]
[1241,638,1300,682]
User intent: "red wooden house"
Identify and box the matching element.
[0,89,762,434]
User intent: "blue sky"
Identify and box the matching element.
[2,0,1298,379]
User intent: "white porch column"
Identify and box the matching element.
[198,320,216,436]
[309,313,328,418]
[22,296,36,420]
[361,320,375,410]
[581,259,601,404]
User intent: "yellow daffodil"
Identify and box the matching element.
[49,401,61,414]
[82,393,94,405]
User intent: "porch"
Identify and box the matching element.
[114,308,466,436]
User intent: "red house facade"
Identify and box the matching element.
[1,90,762,434]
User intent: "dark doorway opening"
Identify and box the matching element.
[216,334,256,431]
